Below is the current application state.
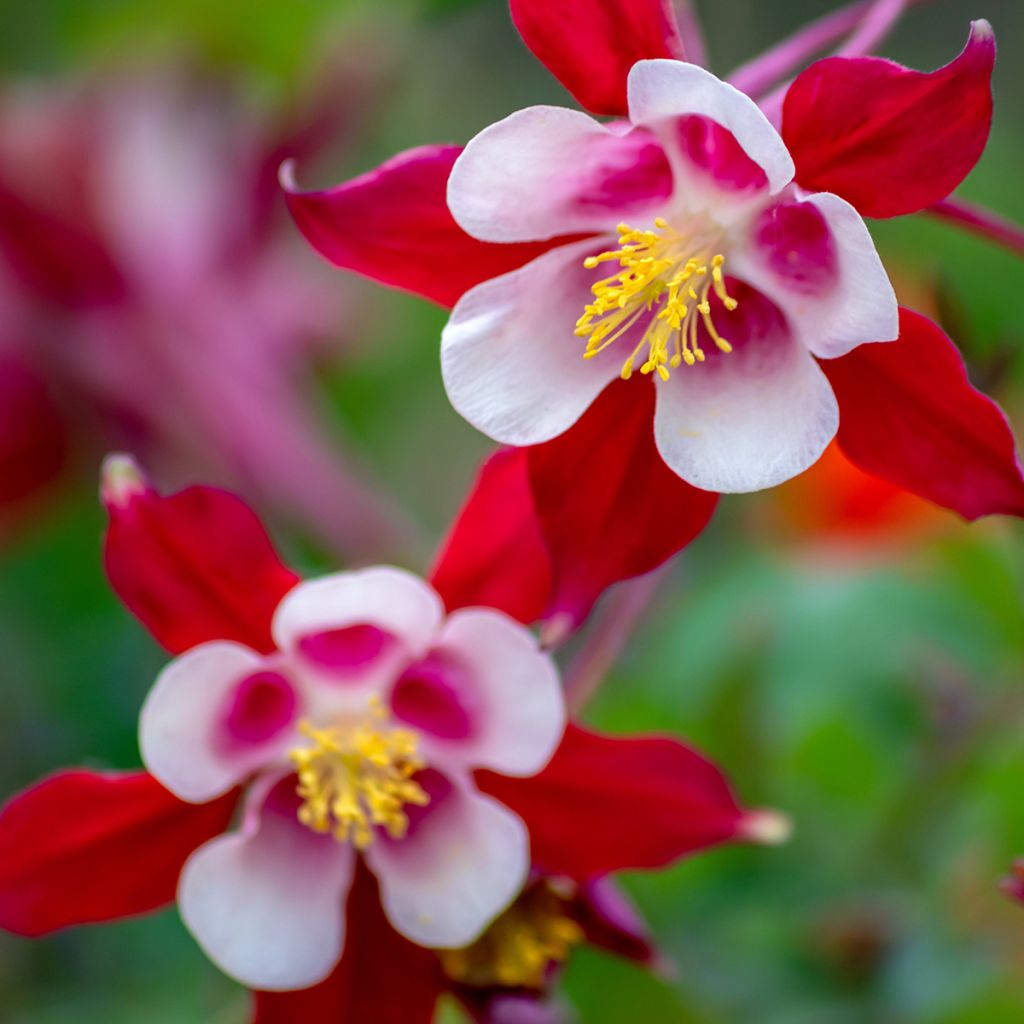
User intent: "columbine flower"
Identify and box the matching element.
[0,457,779,1000]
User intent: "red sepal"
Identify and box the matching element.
[429,447,552,624]
[821,309,1024,520]
[782,21,995,218]
[527,379,718,632]
[253,863,444,1024]
[102,457,299,654]
[510,0,686,117]
[0,770,237,936]
[284,145,567,308]
[478,724,747,880]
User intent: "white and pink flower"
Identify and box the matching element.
[440,60,898,494]
[138,566,565,991]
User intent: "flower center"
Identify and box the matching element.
[289,701,429,849]
[440,883,584,989]
[576,219,738,381]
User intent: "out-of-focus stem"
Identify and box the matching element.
[833,0,908,58]
[676,0,708,69]
[563,569,668,714]
[926,198,1024,260]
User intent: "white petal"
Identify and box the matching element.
[178,785,355,991]
[367,774,529,949]
[653,292,838,492]
[732,191,898,359]
[448,106,672,243]
[139,642,300,803]
[441,238,620,446]
[627,60,794,195]
[392,608,564,777]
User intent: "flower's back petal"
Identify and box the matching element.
[782,21,995,218]
[476,724,751,880]
[528,377,718,632]
[102,456,299,654]
[429,447,553,626]
[283,145,570,308]
[510,0,685,116]
[0,770,237,936]
[821,308,1024,520]
[252,863,444,1024]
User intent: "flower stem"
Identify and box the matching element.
[926,198,1024,260]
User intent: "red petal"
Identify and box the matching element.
[429,447,552,624]
[102,457,300,654]
[510,0,686,117]
[478,724,748,880]
[253,863,444,1024]
[283,145,569,308]
[0,770,237,936]
[527,379,718,633]
[782,21,995,218]
[821,309,1024,520]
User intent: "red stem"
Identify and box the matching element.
[926,198,1024,260]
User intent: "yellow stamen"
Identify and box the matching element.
[576,220,738,380]
[289,701,429,849]
[440,883,584,989]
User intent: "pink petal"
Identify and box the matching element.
[821,308,1024,520]
[732,191,898,360]
[526,378,718,632]
[366,772,529,948]
[252,863,444,1023]
[449,108,671,243]
[283,145,572,308]
[179,779,356,991]
[102,456,299,655]
[782,21,995,218]
[441,238,620,447]
[652,282,838,492]
[391,608,564,776]
[429,447,553,626]
[477,724,750,880]
[509,0,686,117]
[627,60,794,196]
[139,641,300,803]
[0,770,236,936]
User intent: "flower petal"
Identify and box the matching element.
[102,455,299,655]
[627,60,794,195]
[782,21,995,218]
[179,780,356,991]
[252,863,444,1023]
[393,608,564,776]
[140,641,301,803]
[0,770,237,936]
[283,145,569,308]
[731,191,898,359]
[441,239,620,447]
[509,0,686,117]
[652,283,839,492]
[477,724,750,879]
[367,773,529,948]
[429,447,553,626]
[820,308,1024,520]
[527,377,718,632]
[449,109,671,243]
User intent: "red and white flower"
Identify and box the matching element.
[140,565,565,990]
[440,58,897,493]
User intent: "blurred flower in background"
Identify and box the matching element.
[0,65,410,558]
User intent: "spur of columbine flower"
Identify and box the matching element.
[0,455,783,1003]
[287,4,1024,520]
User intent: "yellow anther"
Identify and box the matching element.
[289,704,429,849]
[440,884,584,989]
[576,220,738,380]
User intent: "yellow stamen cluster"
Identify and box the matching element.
[289,702,429,849]
[576,219,738,381]
[440,884,584,989]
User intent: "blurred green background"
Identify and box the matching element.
[1,0,1023,1021]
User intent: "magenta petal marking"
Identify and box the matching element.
[297,624,396,675]
[676,115,768,193]
[390,652,477,741]
[221,671,298,746]
[752,200,839,295]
